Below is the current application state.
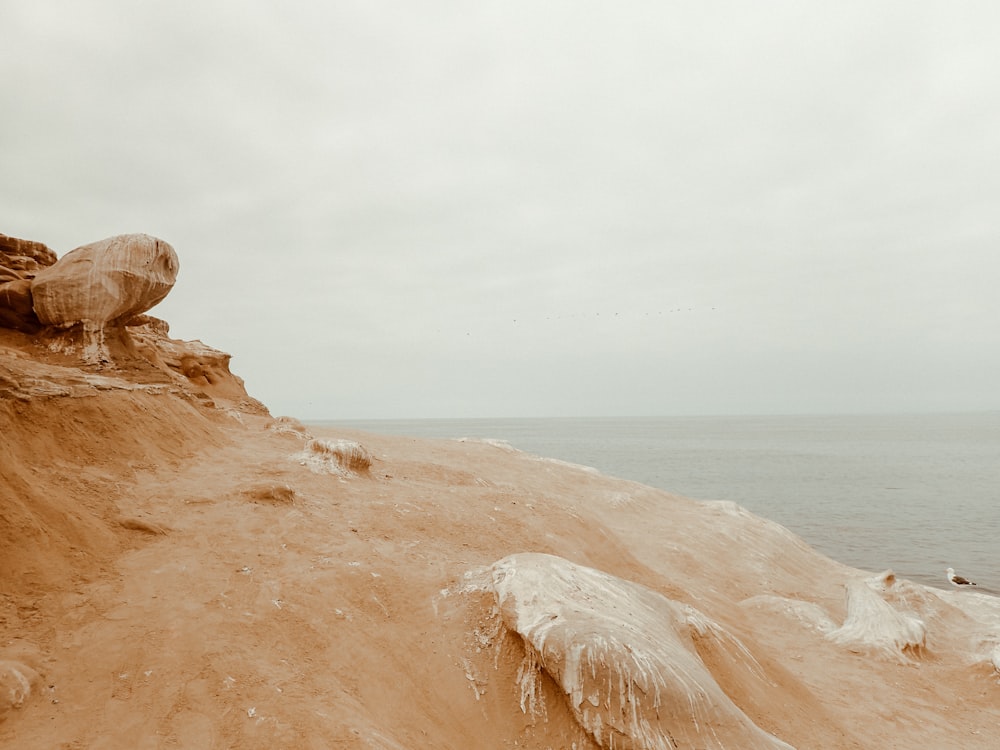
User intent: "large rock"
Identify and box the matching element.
[30,234,179,329]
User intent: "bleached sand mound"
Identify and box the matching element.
[489,553,794,750]
[294,437,373,475]
[0,660,39,721]
[827,571,927,661]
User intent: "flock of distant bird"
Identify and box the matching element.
[510,307,715,324]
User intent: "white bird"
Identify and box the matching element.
[946,567,977,588]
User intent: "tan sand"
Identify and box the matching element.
[2,328,1000,749]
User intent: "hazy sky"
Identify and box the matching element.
[4,1,999,419]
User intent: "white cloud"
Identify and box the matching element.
[4,1,1000,417]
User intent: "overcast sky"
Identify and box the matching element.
[4,1,999,419]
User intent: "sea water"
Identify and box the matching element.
[312,413,1000,592]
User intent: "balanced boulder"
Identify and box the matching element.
[30,234,179,329]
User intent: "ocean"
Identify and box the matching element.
[312,413,1000,593]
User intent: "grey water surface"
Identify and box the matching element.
[312,413,1000,592]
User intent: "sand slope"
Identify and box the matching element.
[2,337,1000,748]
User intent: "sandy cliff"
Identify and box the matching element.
[2,233,999,749]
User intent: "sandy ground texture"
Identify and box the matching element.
[2,332,1000,749]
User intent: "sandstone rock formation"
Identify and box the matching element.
[30,233,178,328]
[0,233,57,279]
[0,230,266,414]
[0,280,40,333]
[28,234,178,362]
[0,233,57,332]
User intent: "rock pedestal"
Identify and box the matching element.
[26,234,179,363]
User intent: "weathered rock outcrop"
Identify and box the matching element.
[30,233,178,329]
[0,233,57,332]
[0,233,57,280]
[5,233,180,364]
[0,230,266,414]
[0,280,40,333]
[129,319,270,414]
